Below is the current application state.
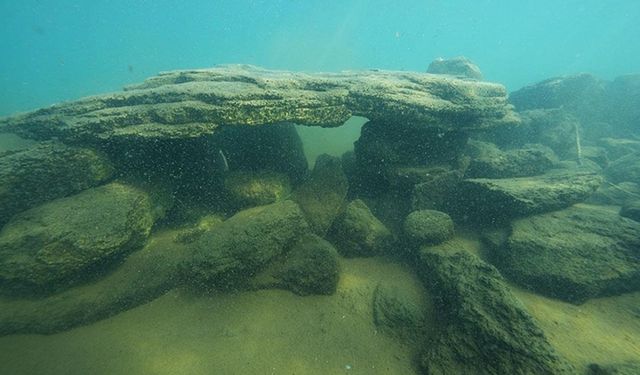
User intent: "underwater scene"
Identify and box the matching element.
[1,1,640,374]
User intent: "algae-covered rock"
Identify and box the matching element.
[372,283,429,345]
[224,170,291,208]
[588,361,640,375]
[0,230,189,336]
[0,182,155,296]
[403,209,454,247]
[495,205,640,303]
[509,73,606,113]
[417,241,573,374]
[606,152,640,184]
[456,168,603,223]
[250,233,340,295]
[353,120,469,195]
[0,141,114,226]
[329,199,393,257]
[292,154,348,236]
[215,123,308,184]
[182,200,309,290]
[465,139,557,178]
[620,200,640,222]
[427,56,483,80]
[0,65,516,144]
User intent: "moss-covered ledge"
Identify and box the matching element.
[0,65,518,143]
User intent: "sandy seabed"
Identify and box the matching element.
[0,257,426,375]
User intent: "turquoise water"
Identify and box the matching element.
[1,0,639,115]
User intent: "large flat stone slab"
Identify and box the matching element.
[0,65,517,143]
[456,168,602,222]
[494,205,640,303]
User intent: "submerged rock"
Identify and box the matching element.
[0,141,114,227]
[620,200,640,222]
[372,283,430,345]
[182,200,310,290]
[0,230,190,335]
[494,205,640,303]
[215,123,308,185]
[606,151,640,184]
[0,65,517,144]
[427,56,483,80]
[464,140,557,178]
[588,361,640,375]
[250,233,340,295]
[417,241,573,374]
[329,199,393,257]
[292,154,348,236]
[509,73,606,114]
[403,209,454,247]
[0,182,155,296]
[224,170,291,208]
[456,168,603,223]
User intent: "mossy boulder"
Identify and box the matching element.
[417,241,573,374]
[250,233,340,295]
[620,200,640,222]
[493,205,640,303]
[403,209,454,247]
[0,141,114,227]
[456,168,603,224]
[0,182,155,296]
[224,170,291,208]
[182,200,310,290]
[606,152,640,184]
[372,283,430,345]
[292,154,348,236]
[427,56,483,80]
[465,140,557,178]
[329,199,393,257]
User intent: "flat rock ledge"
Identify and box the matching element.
[0,65,517,143]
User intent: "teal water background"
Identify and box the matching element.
[1,0,639,116]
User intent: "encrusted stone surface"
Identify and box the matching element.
[0,65,517,143]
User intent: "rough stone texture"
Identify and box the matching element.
[456,168,603,223]
[403,209,454,247]
[417,241,572,375]
[427,56,483,80]
[182,200,310,290]
[292,154,348,236]
[0,65,517,144]
[605,73,640,135]
[411,169,465,212]
[0,182,155,296]
[495,205,640,303]
[587,181,640,207]
[353,119,469,195]
[588,361,640,375]
[328,199,393,257]
[224,170,291,208]
[464,140,557,178]
[372,283,429,345]
[214,122,308,184]
[0,230,189,335]
[250,233,340,295]
[509,73,606,115]
[620,200,640,222]
[0,141,114,227]
[598,137,640,161]
[606,152,640,184]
